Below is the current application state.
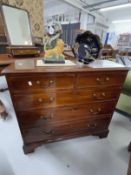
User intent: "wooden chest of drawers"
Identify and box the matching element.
[3,60,128,154]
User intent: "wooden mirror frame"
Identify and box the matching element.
[0,4,40,57]
[0,3,34,47]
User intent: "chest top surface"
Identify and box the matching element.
[1,59,128,75]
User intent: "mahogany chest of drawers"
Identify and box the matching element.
[2,59,128,154]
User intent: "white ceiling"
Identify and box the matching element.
[44,0,131,22]
[44,0,64,9]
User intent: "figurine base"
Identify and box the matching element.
[44,58,65,64]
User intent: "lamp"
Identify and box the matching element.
[100,3,131,12]
[112,19,131,23]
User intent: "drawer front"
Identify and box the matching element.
[18,101,116,128]
[12,49,39,55]
[8,74,75,93]
[13,87,121,111]
[77,72,127,88]
[22,117,111,143]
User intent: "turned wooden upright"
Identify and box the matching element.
[128,143,131,175]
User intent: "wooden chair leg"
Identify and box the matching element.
[127,155,131,175]
[0,100,8,120]
[128,142,131,152]
[127,142,131,175]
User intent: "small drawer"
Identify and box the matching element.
[13,87,121,111]
[8,74,75,93]
[22,117,111,144]
[18,100,116,128]
[77,72,127,88]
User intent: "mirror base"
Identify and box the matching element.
[7,47,41,58]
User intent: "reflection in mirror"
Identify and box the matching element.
[2,5,33,46]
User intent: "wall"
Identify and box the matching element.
[45,2,76,17]
[45,1,81,29]
[0,0,44,38]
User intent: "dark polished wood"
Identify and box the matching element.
[128,143,131,175]
[128,142,131,152]
[17,101,116,128]
[0,54,14,66]
[7,47,40,57]
[128,157,131,175]
[2,58,128,154]
[0,100,8,119]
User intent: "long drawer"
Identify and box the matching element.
[18,101,116,128]
[8,74,75,93]
[77,72,127,88]
[13,87,121,111]
[22,117,111,143]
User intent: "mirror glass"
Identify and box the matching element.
[2,5,33,46]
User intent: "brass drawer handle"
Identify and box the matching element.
[96,77,110,83]
[96,77,104,83]
[96,77,100,82]
[106,77,110,81]
[102,92,106,97]
[40,116,46,119]
[89,108,101,114]
[38,97,54,103]
[50,97,54,102]
[40,113,54,120]
[93,93,97,97]
[36,81,40,85]
[49,80,54,85]
[89,108,94,113]
[42,130,54,135]
[35,80,54,88]
[93,93,105,99]
[38,98,43,102]
[87,123,97,128]
[97,108,101,112]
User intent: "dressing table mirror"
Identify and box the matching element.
[1,4,40,57]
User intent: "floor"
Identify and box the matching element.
[0,76,131,175]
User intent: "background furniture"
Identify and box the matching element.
[116,70,131,116]
[128,142,131,152]
[0,55,10,119]
[127,142,131,175]
[1,4,41,57]
[99,44,117,60]
[117,34,131,52]
[2,59,127,154]
[0,11,8,54]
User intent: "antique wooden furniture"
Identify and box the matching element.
[0,54,10,119]
[128,157,131,175]
[1,4,40,57]
[6,47,40,57]
[0,10,8,54]
[128,142,131,152]
[128,142,131,175]
[2,59,128,154]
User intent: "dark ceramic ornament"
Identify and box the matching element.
[73,31,102,64]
